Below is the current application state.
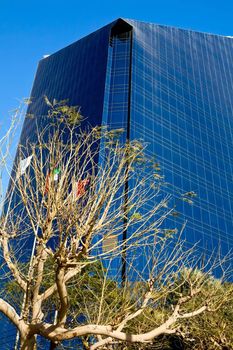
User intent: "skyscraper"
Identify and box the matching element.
[1,18,233,349]
[21,18,233,258]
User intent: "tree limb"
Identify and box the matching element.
[0,298,27,334]
[1,236,27,291]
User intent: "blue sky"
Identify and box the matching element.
[0,0,233,194]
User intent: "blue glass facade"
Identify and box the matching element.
[102,19,233,271]
[1,18,233,349]
[127,19,233,257]
[20,20,114,145]
[18,19,233,259]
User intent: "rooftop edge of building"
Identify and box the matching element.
[124,17,233,39]
[41,17,233,61]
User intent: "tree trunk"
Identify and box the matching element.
[20,334,37,350]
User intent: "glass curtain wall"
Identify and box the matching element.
[128,20,233,260]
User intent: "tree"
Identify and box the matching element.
[0,101,232,350]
